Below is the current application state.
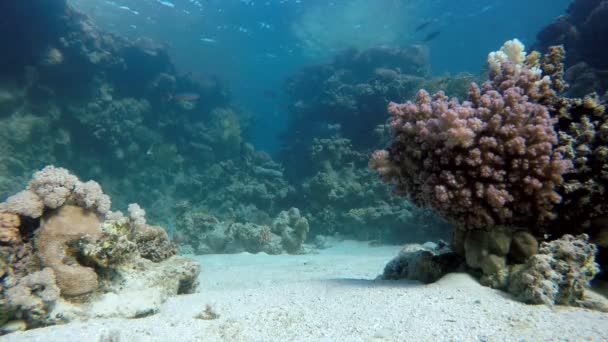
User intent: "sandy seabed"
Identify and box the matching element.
[5,241,608,342]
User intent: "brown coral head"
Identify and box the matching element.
[35,205,102,296]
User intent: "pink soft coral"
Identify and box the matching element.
[370,42,572,230]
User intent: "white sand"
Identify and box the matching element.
[5,241,608,341]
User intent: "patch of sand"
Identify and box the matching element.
[6,241,608,341]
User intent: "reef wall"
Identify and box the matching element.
[0,0,287,229]
[534,0,608,97]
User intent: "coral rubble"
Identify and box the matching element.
[0,166,199,333]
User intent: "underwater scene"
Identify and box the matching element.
[1,0,608,340]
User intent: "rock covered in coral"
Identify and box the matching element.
[371,39,608,309]
[5,268,60,326]
[454,227,540,289]
[381,241,463,284]
[175,205,309,255]
[90,255,199,318]
[508,234,602,309]
[36,205,102,296]
[271,208,309,254]
[0,166,199,333]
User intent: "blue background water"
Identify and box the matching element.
[70,0,572,155]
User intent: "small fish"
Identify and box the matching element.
[414,20,432,32]
[200,37,217,43]
[422,30,440,43]
[157,0,175,8]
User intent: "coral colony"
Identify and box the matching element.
[371,39,607,308]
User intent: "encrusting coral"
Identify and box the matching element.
[0,166,199,333]
[36,205,102,296]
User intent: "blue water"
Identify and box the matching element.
[69,0,571,155]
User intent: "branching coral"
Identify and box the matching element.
[371,39,573,231]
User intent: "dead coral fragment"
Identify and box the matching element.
[35,205,102,296]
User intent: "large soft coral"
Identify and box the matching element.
[371,40,572,231]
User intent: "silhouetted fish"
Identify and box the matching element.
[414,20,432,32]
[422,31,441,43]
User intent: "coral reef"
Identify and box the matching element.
[175,205,309,255]
[300,137,451,242]
[535,0,608,96]
[0,166,199,333]
[178,148,293,223]
[282,45,473,161]
[0,0,261,229]
[280,45,473,243]
[372,39,608,308]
